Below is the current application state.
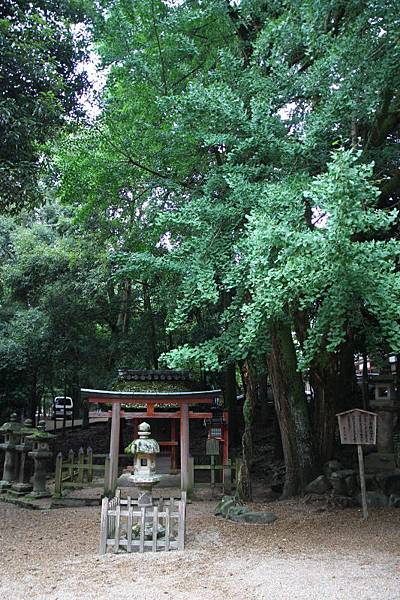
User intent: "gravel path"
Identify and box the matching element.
[0,499,399,600]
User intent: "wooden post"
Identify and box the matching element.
[114,501,121,553]
[357,444,368,520]
[223,412,229,465]
[171,419,177,472]
[165,505,171,552]
[210,455,215,487]
[187,456,194,494]
[223,458,232,494]
[99,496,109,555]
[139,506,146,553]
[103,454,111,497]
[180,401,189,493]
[109,402,121,496]
[178,498,186,551]
[78,447,84,483]
[152,505,158,552]
[127,496,133,553]
[87,447,93,483]
[68,449,74,481]
[54,452,63,498]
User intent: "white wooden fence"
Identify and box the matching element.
[99,489,187,554]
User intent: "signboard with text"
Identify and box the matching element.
[337,409,377,446]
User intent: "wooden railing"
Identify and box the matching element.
[99,489,187,554]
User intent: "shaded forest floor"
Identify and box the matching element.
[0,497,399,600]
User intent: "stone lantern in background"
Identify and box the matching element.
[125,422,161,507]
[12,418,35,496]
[26,420,55,498]
[0,413,22,491]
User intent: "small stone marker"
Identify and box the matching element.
[336,409,377,520]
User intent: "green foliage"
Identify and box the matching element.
[0,0,94,211]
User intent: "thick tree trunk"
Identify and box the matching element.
[310,361,337,466]
[223,363,239,447]
[116,279,131,335]
[237,359,257,501]
[310,338,359,466]
[267,322,316,497]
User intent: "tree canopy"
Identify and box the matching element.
[1,0,400,496]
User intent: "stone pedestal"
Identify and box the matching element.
[0,413,22,491]
[370,377,399,458]
[26,421,55,499]
[11,418,35,496]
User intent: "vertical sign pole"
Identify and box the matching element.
[109,402,121,496]
[357,444,368,520]
[180,401,189,493]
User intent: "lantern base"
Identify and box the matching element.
[10,482,33,496]
[30,489,51,499]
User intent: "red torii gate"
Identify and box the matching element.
[81,388,228,494]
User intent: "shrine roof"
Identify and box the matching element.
[81,388,222,404]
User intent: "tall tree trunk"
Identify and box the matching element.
[267,322,316,497]
[310,360,337,467]
[257,368,269,426]
[223,363,239,447]
[237,359,257,501]
[117,279,132,335]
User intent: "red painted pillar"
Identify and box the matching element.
[180,401,189,492]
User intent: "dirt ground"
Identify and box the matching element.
[0,496,399,600]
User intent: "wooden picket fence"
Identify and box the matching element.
[188,456,242,494]
[53,448,111,498]
[99,490,187,554]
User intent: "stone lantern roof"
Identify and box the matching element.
[0,413,21,434]
[125,422,160,455]
[20,418,34,437]
[26,420,55,442]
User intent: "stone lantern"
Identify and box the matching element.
[12,418,35,496]
[125,422,161,507]
[26,420,55,498]
[0,413,22,491]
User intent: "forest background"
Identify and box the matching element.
[1,0,400,497]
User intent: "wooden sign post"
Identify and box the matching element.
[336,409,377,520]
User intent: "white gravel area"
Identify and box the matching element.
[0,499,399,600]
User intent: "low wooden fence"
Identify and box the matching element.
[54,449,241,498]
[54,448,114,498]
[189,456,242,494]
[99,490,187,554]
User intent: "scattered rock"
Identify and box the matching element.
[227,506,251,519]
[323,460,342,478]
[376,471,400,495]
[329,470,355,496]
[229,511,277,524]
[214,496,237,517]
[388,494,400,508]
[356,491,388,508]
[329,473,348,496]
[305,475,331,495]
[364,453,396,473]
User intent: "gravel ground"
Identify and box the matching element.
[0,498,399,600]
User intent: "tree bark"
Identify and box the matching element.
[267,321,316,497]
[223,363,239,447]
[310,359,337,466]
[237,359,257,501]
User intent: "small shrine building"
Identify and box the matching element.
[81,370,228,494]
